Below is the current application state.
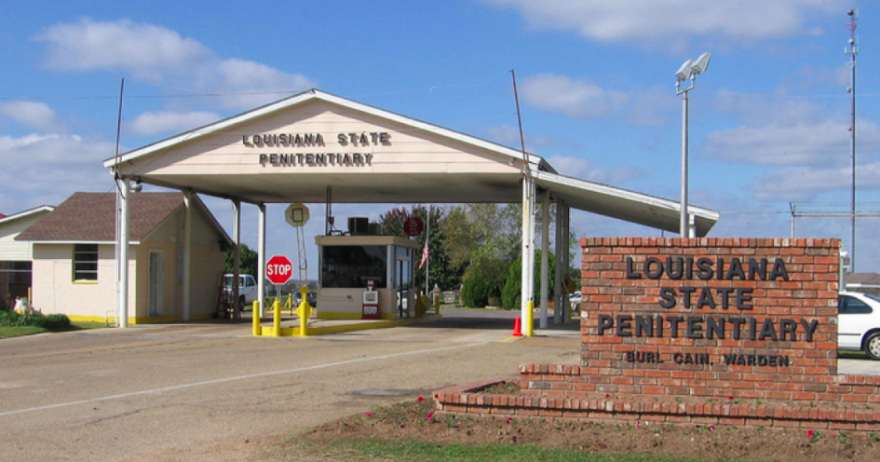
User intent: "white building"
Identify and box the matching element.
[0,205,55,309]
[16,192,232,323]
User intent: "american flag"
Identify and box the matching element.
[419,242,429,269]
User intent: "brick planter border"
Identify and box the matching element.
[434,370,880,432]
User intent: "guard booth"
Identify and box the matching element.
[316,233,419,320]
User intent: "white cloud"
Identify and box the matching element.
[0,101,65,133]
[483,124,565,150]
[482,0,834,49]
[0,134,115,212]
[704,121,858,166]
[704,88,880,168]
[34,18,317,110]
[521,74,628,119]
[126,111,220,136]
[35,18,210,79]
[548,155,642,185]
[747,162,880,202]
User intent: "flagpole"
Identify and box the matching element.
[425,206,430,296]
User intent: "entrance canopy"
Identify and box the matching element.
[104,89,718,234]
[103,88,720,329]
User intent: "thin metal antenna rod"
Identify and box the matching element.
[113,78,125,328]
[510,70,530,179]
[846,10,858,271]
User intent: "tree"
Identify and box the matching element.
[446,203,522,297]
[224,243,258,276]
[378,205,461,292]
[501,249,556,310]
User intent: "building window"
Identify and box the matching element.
[73,244,98,281]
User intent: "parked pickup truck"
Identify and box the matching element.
[224,274,258,309]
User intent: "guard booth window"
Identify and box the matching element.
[321,245,387,288]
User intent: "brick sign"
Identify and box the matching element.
[580,238,839,401]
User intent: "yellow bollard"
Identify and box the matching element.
[295,286,312,336]
[252,300,260,336]
[525,300,534,337]
[272,300,281,337]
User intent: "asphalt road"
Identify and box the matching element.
[0,310,580,462]
[1,309,876,462]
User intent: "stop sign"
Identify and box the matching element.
[266,255,293,285]
[404,217,424,237]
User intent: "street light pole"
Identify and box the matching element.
[675,52,711,238]
[680,87,689,237]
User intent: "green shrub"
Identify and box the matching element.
[461,277,494,307]
[501,259,521,310]
[44,314,71,330]
[0,310,71,330]
[0,310,20,326]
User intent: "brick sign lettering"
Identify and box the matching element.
[580,238,839,398]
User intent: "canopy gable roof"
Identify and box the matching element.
[104,89,719,235]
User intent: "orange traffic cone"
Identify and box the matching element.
[512,317,523,337]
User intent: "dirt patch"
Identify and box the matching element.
[300,398,880,462]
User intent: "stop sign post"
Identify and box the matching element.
[266,255,293,285]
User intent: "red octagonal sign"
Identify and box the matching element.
[266,255,293,285]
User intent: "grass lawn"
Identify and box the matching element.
[310,439,731,462]
[0,326,46,339]
[0,321,107,339]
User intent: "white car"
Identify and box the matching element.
[569,292,583,309]
[838,290,880,360]
[224,274,258,309]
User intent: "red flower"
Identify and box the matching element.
[426,412,434,421]
[807,430,814,438]
[708,425,715,432]
[506,417,513,424]
[605,394,610,399]
[417,396,425,403]
[365,411,373,417]
[728,396,734,400]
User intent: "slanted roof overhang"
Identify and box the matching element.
[532,170,718,236]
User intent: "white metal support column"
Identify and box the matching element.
[554,200,564,325]
[257,203,266,317]
[520,176,536,335]
[539,191,550,329]
[232,200,241,317]
[183,190,193,321]
[117,177,130,328]
[561,203,570,321]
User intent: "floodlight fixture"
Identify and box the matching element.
[691,52,712,76]
[675,59,694,82]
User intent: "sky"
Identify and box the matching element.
[1,0,878,278]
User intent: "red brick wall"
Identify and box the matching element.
[579,237,840,402]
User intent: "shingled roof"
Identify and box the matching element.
[16,192,184,242]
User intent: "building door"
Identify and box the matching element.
[148,250,163,317]
[0,261,32,310]
[394,247,412,318]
